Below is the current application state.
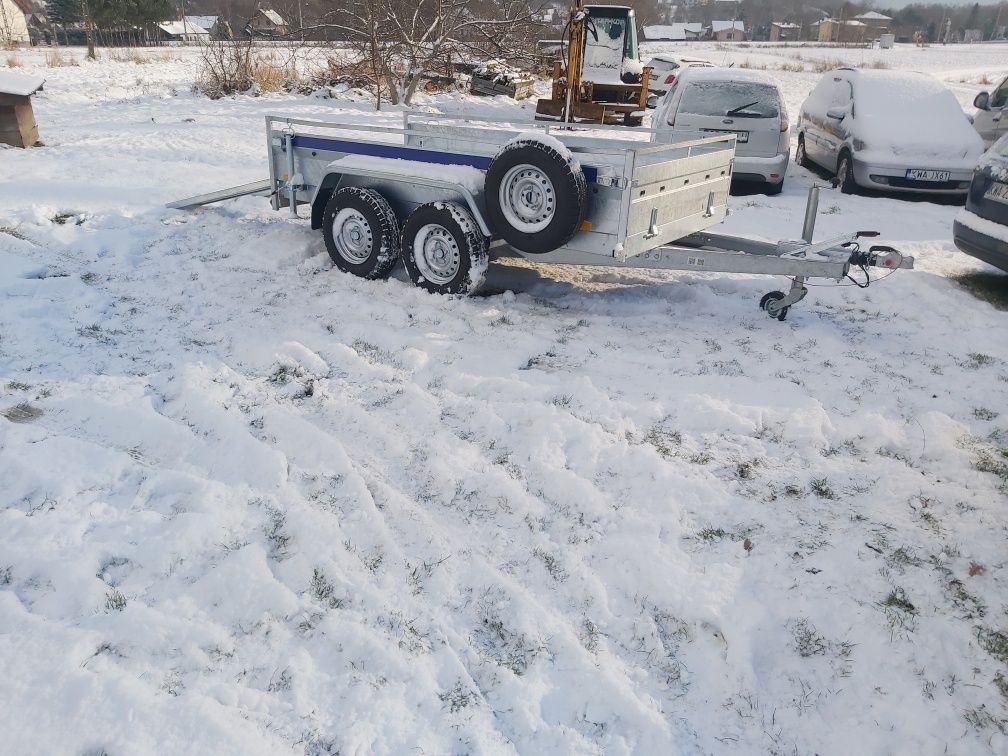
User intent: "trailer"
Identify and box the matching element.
[168,112,913,321]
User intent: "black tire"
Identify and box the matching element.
[402,202,488,296]
[836,151,857,194]
[322,187,400,279]
[759,291,788,321]
[623,112,644,127]
[484,139,587,254]
[765,180,783,196]
[796,135,812,169]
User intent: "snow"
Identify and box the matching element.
[2,42,1008,756]
[157,20,210,37]
[678,66,777,86]
[854,11,893,21]
[621,57,644,78]
[0,70,44,97]
[849,71,984,164]
[642,24,703,41]
[711,21,746,34]
[507,130,579,168]
[956,207,1008,244]
[328,155,486,194]
[261,9,286,26]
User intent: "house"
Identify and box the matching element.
[246,9,288,38]
[815,18,867,44]
[642,23,703,42]
[769,22,800,42]
[710,20,745,42]
[0,69,43,147]
[853,11,891,37]
[0,0,30,46]
[158,18,211,43]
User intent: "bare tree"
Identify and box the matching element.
[307,0,547,108]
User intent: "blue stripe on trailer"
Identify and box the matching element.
[290,135,598,182]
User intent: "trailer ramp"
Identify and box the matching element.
[166,180,273,210]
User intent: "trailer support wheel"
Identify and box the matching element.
[402,202,488,295]
[760,291,789,320]
[322,187,400,280]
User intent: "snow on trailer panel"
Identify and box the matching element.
[266,112,735,259]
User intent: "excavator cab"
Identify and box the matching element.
[582,6,640,85]
[536,2,650,125]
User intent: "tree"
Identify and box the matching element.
[310,0,546,108]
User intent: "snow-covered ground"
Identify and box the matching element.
[2,42,1007,755]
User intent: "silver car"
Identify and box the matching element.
[797,68,983,195]
[971,74,1008,148]
[653,68,790,194]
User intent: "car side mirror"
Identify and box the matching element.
[826,107,846,120]
[647,93,659,109]
[974,91,990,110]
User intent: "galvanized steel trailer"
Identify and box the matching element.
[168,112,913,320]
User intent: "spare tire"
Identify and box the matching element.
[484,138,587,254]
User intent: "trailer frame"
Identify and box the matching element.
[167,112,913,320]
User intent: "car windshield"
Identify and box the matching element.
[679,81,780,118]
[995,135,1008,158]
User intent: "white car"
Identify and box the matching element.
[796,69,983,195]
[645,54,713,97]
[972,74,1008,148]
[652,68,790,194]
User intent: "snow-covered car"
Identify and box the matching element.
[796,69,983,195]
[644,54,713,98]
[652,68,790,195]
[953,134,1008,272]
[971,74,1008,148]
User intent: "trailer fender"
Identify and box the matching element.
[310,174,342,230]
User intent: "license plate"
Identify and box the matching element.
[985,181,1008,203]
[906,168,951,182]
[703,129,748,143]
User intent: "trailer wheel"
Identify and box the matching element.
[322,187,400,279]
[402,202,488,296]
[485,139,587,254]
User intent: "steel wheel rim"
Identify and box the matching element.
[796,140,805,163]
[499,163,556,233]
[332,208,373,264]
[413,224,461,285]
[838,158,848,183]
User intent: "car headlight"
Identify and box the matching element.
[852,138,867,152]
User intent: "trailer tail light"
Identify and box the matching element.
[665,73,677,85]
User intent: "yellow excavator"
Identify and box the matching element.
[536,2,651,125]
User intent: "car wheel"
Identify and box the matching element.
[796,135,812,168]
[836,151,857,194]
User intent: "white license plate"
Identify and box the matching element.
[906,169,951,182]
[703,129,748,143]
[985,181,1008,203]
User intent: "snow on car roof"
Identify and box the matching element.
[648,54,711,65]
[847,69,952,102]
[0,70,45,97]
[677,67,777,86]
